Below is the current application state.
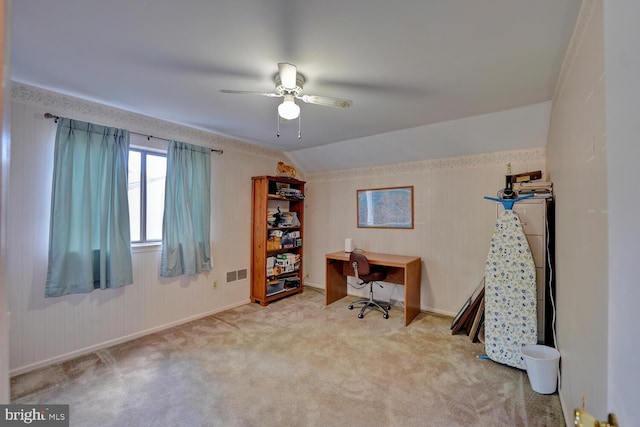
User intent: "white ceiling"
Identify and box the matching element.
[11,0,582,171]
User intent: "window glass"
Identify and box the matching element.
[128,150,142,242]
[127,149,166,244]
[146,154,166,241]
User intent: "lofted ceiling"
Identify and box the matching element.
[11,0,582,171]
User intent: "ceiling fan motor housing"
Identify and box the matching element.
[275,73,305,96]
[221,63,352,114]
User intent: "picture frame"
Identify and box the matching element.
[451,277,485,331]
[451,297,471,330]
[356,186,414,229]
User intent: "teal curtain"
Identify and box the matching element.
[160,140,212,277]
[45,118,133,297]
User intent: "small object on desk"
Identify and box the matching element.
[344,238,354,253]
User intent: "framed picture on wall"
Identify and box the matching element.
[356,186,414,229]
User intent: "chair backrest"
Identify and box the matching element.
[350,252,371,277]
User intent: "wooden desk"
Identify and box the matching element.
[325,251,422,326]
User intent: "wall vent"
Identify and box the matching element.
[226,269,248,283]
[226,271,237,283]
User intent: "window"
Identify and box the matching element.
[128,148,167,244]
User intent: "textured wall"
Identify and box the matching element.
[603,0,640,424]
[547,0,608,421]
[8,86,281,374]
[304,148,547,316]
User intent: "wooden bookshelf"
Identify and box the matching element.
[251,176,305,305]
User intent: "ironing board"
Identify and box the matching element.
[483,195,537,369]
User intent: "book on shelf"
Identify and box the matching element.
[518,188,552,193]
[515,181,553,198]
[531,193,552,198]
[516,181,553,190]
[518,191,553,198]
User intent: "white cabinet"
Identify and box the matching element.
[498,198,554,344]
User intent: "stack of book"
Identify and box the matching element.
[516,181,553,198]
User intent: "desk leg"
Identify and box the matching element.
[325,259,347,305]
[404,259,422,326]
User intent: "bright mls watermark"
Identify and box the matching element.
[0,405,68,426]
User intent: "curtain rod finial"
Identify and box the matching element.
[44,112,59,123]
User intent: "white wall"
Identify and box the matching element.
[7,84,285,374]
[547,0,608,420]
[549,0,640,424]
[603,0,640,424]
[0,0,10,403]
[304,147,546,316]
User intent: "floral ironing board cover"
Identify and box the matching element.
[484,207,537,369]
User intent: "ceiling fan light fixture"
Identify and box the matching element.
[278,95,300,120]
[221,63,352,129]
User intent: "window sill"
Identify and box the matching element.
[132,242,162,254]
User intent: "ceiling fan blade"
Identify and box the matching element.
[220,90,282,98]
[299,95,353,108]
[278,63,298,90]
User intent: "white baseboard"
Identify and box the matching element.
[10,299,251,377]
[304,281,455,318]
[559,386,571,426]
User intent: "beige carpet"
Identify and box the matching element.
[11,287,564,426]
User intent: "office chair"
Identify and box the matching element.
[348,252,391,319]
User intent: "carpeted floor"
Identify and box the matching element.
[10,287,565,426]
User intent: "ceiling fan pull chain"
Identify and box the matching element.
[298,113,302,139]
[276,112,280,138]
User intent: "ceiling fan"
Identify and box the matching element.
[221,63,353,121]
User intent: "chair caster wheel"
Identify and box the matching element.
[358,314,364,319]
[383,314,389,319]
[348,305,354,310]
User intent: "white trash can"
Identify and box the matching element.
[521,345,560,394]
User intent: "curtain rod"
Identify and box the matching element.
[44,113,223,155]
